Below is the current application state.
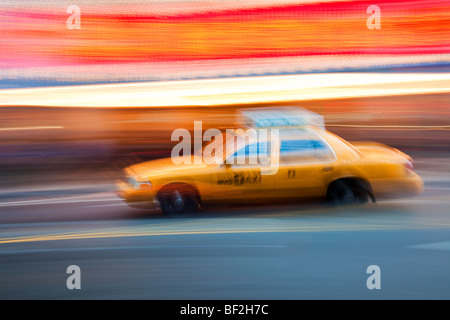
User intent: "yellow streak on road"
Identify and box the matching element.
[2,223,450,244]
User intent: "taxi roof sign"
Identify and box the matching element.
[239,106,325,129]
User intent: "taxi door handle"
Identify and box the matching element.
[323,167,334,172]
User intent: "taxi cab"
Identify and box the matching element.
[116,107,423,216]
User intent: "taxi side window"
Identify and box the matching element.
[229,141,271,166]
[280,139,334,164]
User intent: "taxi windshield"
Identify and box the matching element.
[200,131,245,165]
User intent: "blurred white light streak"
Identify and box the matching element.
[0,126,64,131]
[0,73,449,107]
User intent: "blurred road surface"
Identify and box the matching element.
[0,155,449,299]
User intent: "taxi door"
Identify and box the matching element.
[209,141,275,204]
[274,139,338,201]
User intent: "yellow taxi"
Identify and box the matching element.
[116,107,423,216]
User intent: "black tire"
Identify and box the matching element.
[326,180,369,205]
[158,184,199,216]
[352,180,370,204]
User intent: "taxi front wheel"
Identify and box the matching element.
[158,184,199,216]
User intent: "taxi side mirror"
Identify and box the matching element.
[220,158,232,169]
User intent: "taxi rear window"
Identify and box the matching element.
[280,139,335,164]
[280,139,326,153]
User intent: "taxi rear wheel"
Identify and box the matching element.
[326,179,369,205]
[158,184,199,216]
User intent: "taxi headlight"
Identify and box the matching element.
[138,181,152,191]
[122,171,152,191]
[131,177,152,191]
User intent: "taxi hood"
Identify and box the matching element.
[126,155,209,179]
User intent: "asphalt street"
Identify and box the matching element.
[0,157,449,299]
